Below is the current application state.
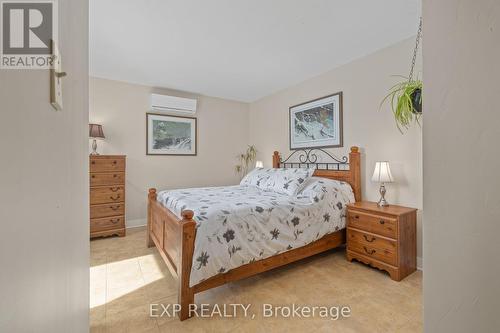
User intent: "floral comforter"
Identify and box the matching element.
[157,178,354,286]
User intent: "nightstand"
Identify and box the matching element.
[346,201,417,281]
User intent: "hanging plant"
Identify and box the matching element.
[381,17,423,133]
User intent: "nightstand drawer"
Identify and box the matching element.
[90,216,125,233]
[348,210,397,239]
[347,228,397,266]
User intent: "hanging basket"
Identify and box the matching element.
[411,88,422,114]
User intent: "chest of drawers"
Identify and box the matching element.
[90,155,126,238]
[346,201,417,281]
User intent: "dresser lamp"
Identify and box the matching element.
[371,161,394,207]
[89,124,105,155]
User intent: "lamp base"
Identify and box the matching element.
[91,139,100,155]
[377,184,389,207]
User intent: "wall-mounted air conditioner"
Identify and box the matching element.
[150,93,197,114]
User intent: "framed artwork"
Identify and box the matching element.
[146,113,197,155]
[289,92,343,150]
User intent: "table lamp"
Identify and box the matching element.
[371,161,394,207]
[89,124,105,155]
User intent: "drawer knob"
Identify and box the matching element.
[363,235,376,243]
[379,220,385,225]
[91,161,95,164]
[110,187,120,192]
[112,160,117,165]
[91,175,95,178]
[354,215,360,219]
[110,195,121,201]
[110,219,119,224]
[363,246,376,255]
[113,174,118,178]
[110,205,120,211]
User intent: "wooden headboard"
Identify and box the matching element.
[272,146,361,202]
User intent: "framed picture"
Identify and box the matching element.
[289,92,343,150]
[146,113,197,155]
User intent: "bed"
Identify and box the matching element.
[147,146,361,320]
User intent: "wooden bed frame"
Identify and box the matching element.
[147,146,361,320]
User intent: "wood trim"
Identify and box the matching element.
[193,230,345,294]
[346,249,399,280]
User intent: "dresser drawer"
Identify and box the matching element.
[90,203,125,219]
[347,228,397,266]
[90,186,125,205]
[90,172,125,186]
[348,210,397,239]
[90,216,125,233]
[90,157,125,173]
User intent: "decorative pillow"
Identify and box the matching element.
[240,167,268,187]
[255,168,315,196]
[297,176,355,206]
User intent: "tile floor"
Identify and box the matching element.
[90,227,422,332]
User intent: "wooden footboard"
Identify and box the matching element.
[147,189,196,320]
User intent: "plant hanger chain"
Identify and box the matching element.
[408,16,422,82]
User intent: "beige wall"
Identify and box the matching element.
[249,38,423,264]
[0,0,89,332]
[89,78,250,226]
[423,0,500,331]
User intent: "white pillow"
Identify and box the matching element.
[298,176,354,206]
[254,168,315,196]
[240,167,268,187]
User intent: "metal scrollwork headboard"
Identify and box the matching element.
[278,148,349,171]
[272,146,362,201]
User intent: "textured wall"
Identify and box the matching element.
[0,0,89,331]
[423,0,500,331]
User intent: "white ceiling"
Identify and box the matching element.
[90,0,420,102]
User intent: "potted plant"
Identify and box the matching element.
[381,77,422,132]
[381,18,422,133]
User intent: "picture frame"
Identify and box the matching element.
[289,92,343,150]
[146,113,197,156]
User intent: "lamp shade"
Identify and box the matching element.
[371,161,394,183]
[255,161,263,168]
[89,124,105,139]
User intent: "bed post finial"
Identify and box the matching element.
[349,147,361,202]
[179,209,196,321]
[273,151,280,168]
[147,188,157,248]
[181,210,194,220]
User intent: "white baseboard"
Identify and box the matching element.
[417,256,423,271]
[126,218,146,229]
